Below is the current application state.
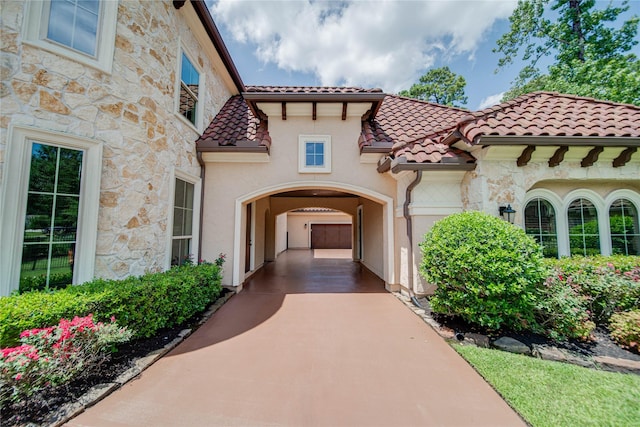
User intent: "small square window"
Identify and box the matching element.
[299,135,331,173]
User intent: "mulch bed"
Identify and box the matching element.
[1,290,233,427]
[2,326,186,427]
[417,297,640,364]
[3,290,637,426]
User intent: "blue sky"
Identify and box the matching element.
[208,1,640,110]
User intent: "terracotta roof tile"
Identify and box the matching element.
[359,95,468,151]
[245,85,383,94]
[196,95,271,149]
[457,92,640,145]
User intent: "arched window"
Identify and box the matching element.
[524,198,558,257]
[568,198,600,256]
[609,199,640,255]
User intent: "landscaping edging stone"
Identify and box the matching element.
[393,292,640,375]
[44,291,235,427]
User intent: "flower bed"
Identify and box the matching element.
[1,315,131,405]
[0,262,223,348]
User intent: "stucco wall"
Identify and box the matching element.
[202,114,396,287]
[0,0,234,286]
[275,213,287,255]
[360,198,384,278]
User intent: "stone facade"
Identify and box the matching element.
[0,0,233,287]
[461,147,640,224]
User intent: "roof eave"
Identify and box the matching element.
[196,144,269,153]
[182,0,245,93]
[477,135,640,147]
[242,92,387,103]
[388,157,476,173]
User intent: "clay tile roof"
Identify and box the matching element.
[456,91,640,146]
[393,135,476,165]
[196,95,271,150]
[245,85,384,94]
[359,95,468,151]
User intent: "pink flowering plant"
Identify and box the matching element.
[0,314,131,404]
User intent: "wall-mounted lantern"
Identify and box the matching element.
[499,204,516,224]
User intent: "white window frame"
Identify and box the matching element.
[605,190,640,256]
[523,189,567,257]
[298,135,331,173]
[166,169,201,269]
[21,0,118,74]
[565,189,608,256]
[522,188,640,258]
[174,46,205,132]
[0,125,102,296]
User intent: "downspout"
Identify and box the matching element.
[196,151,206,261]
[403,170,423,307]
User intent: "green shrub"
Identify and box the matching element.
[0,263,222,347]
[534,273,595,340]
[609,310,640,351]
[543,257,640,324]
[419,211,546,331]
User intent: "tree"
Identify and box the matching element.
[495,0,640,105]
[398,66,468,107]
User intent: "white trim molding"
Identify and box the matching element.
[565,189,609,255]
[0,125,103,296]
[298,135,332,173]
[522,187,640,258]
[174,43,206,133]
[21,0,118,74]
[165,169,202,269]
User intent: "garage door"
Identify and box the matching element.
[311,224,352,249]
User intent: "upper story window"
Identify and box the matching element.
[22,0,118,73]
[609,199,640,255]
[179,52,200,126]
[298,135,331,173]
[524,198,558,258]
[47,0,100,56]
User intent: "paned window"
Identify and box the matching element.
[305,142,325,167]
[524,198,558,257]
[22,0,117,72]
[172,179,194,265]
[568,198,600,256]
[46,0,100,56]
[179,53,200,126]
[609,199,640,255]
[21,143,83,288]
[298,135,331,173]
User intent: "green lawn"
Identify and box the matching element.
[453,344,640,427]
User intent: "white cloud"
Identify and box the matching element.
[210,0,516,92]
[477,91,505,110]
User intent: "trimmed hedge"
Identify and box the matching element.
[0,264,222,347]
[419,211,546,331]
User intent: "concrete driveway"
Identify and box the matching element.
[67,250,525,427]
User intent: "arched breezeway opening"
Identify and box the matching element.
[231,181,394,290]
